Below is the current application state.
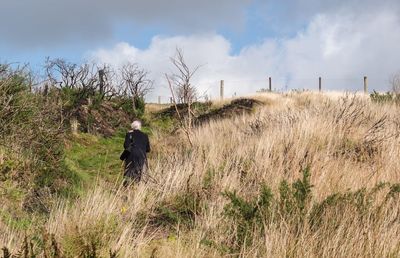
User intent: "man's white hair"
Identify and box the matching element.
[131,120,142,130]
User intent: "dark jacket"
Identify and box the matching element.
[122,130,150,179]
[123,130,151,155]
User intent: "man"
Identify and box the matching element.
[122,120,150,185]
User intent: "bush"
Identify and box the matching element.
[220,168,312,252]
[370,90,400,104]
[133,96,146,118]
[152,191,201,229]
[222,184,273,251]
[114,96,146,119]
[216,168,400,255]
[308,182,398,235]
[0,65,80,204]
[61,217,118,258]
[279,167,313,221]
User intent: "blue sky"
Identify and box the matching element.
[1,0,400,100]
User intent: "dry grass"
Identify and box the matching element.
[145,103,171,114]
[2,92,400,257]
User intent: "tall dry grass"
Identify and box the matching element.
[2,92,400,257]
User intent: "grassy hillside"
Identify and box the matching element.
[2,92,400,257]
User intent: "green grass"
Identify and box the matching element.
[0,180,25,202]
[64,132,126,188]
[0,209,32,230]
[150,115,175,133]
[63,124,158,192]
[0,180,32,230]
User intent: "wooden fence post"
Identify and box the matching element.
[364,76,368,93]
[220,80,224,100]
[269,77,272,92]
[319,77,322,92]
[98,69,105,95]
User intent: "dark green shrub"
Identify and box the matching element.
[114,96,146,119]
[222,184,273,251]
[220,168,312,252]
[279,167,313,220]
[133,96,146,118]
[370,90,400,104]
[61,87,97,110]
[309,182,390,231]
[116,98,133,115]
[202,169,215,191]
[292,167,313,212]
[152,191,201,228]
[90,92,106,110]
[387,183,400,198]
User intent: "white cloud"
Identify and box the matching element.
[90,8,400,102]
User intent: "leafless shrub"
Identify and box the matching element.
[165,49,201,146]
[169,48,199,104]
[390,71,400,95]
[329,94,371,135]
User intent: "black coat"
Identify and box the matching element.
[122,130,150,178]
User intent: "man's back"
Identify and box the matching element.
[124,129,151,156]
[122,121,150,184]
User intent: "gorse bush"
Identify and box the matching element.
[61,87,92,110]
[218,168,400,255]
[221,168,311,252]
[278,167,313,222]
[370,90,400,104]
[152,190,201,229]
[222,183,273,251]
[133,96,146,118]
[114,96,146,119]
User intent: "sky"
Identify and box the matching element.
[1,0,400,101]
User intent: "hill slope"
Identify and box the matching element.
[2,92,400,257]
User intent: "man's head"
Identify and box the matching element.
[131,120,142,130]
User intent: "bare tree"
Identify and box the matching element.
[45,57,98,92]
[390,72,400,95]
[170,48,199,104]
[120,62,153,110]
[165,49,201,146]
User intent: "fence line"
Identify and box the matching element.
[153,76,392,104]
